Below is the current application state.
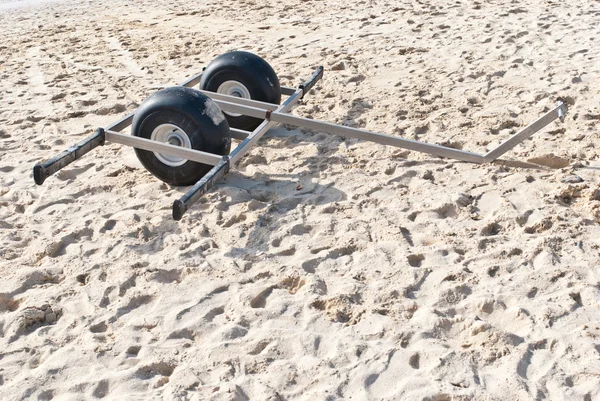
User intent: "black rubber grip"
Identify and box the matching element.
[172,156,230,220]
[299,66,324,98]
[33,128,106,185]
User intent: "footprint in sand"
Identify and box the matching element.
[481,222,502,236]
[135,361,176,380]
[527,154,570,169]
[126,345,141,357]
[103,34,146,78]
[89,321,108,334]
[407,253,425,267]
[92,379,109,398]
[250,287,274,309]
[167,327,196,340]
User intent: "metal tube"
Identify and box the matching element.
[281,86,296,96]
[211,100,269,120]
[172,156,230,220]
[105,130,222,165]
[483,102,567,162]
[198,90,279,111]
[211,99,484,163]
[230,128,250,140]
[106,113,134,132]
[180,71,205,88]
[269,112,484,163]
[33,128,106,185]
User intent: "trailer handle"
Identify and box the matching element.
[299,66,324,98]
[33,128,106,185]
[172,156,230,220]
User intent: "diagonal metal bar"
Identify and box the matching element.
[207,100,484,163]
[483,102,567,162]
[179,71,205,88]
[270,111,484,163]
[230,128,250,140]
[281,86,296,96]
[211,100,269,120]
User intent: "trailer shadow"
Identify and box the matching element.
[175,163,348,253]
[161,127,359,256]
[226,169,348,252]
[133,126,476,259]
[204,126,455,256]
[257,125,453,172]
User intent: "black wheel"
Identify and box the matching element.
[132,86,231,186]
[199,51,281,131]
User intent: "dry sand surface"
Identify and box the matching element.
[1,0,600,399]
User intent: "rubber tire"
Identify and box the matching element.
[132,86,231,186]
[199,51,281,131]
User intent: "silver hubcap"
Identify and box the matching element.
[150,123,191,167]
[217,80,251,117]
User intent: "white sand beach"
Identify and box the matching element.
[1,0,600,399]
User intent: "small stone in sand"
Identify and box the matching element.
[331,61,345,71]
[561,175,584,184]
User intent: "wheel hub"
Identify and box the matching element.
[150,123,192,167]
[217,80,251,117]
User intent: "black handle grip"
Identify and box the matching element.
[173,156,230,220]
[299,66,324,98]
[33,128,106,185]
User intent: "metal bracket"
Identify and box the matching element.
[557,101,566,122]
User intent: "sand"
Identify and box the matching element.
[1,0,600,399]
